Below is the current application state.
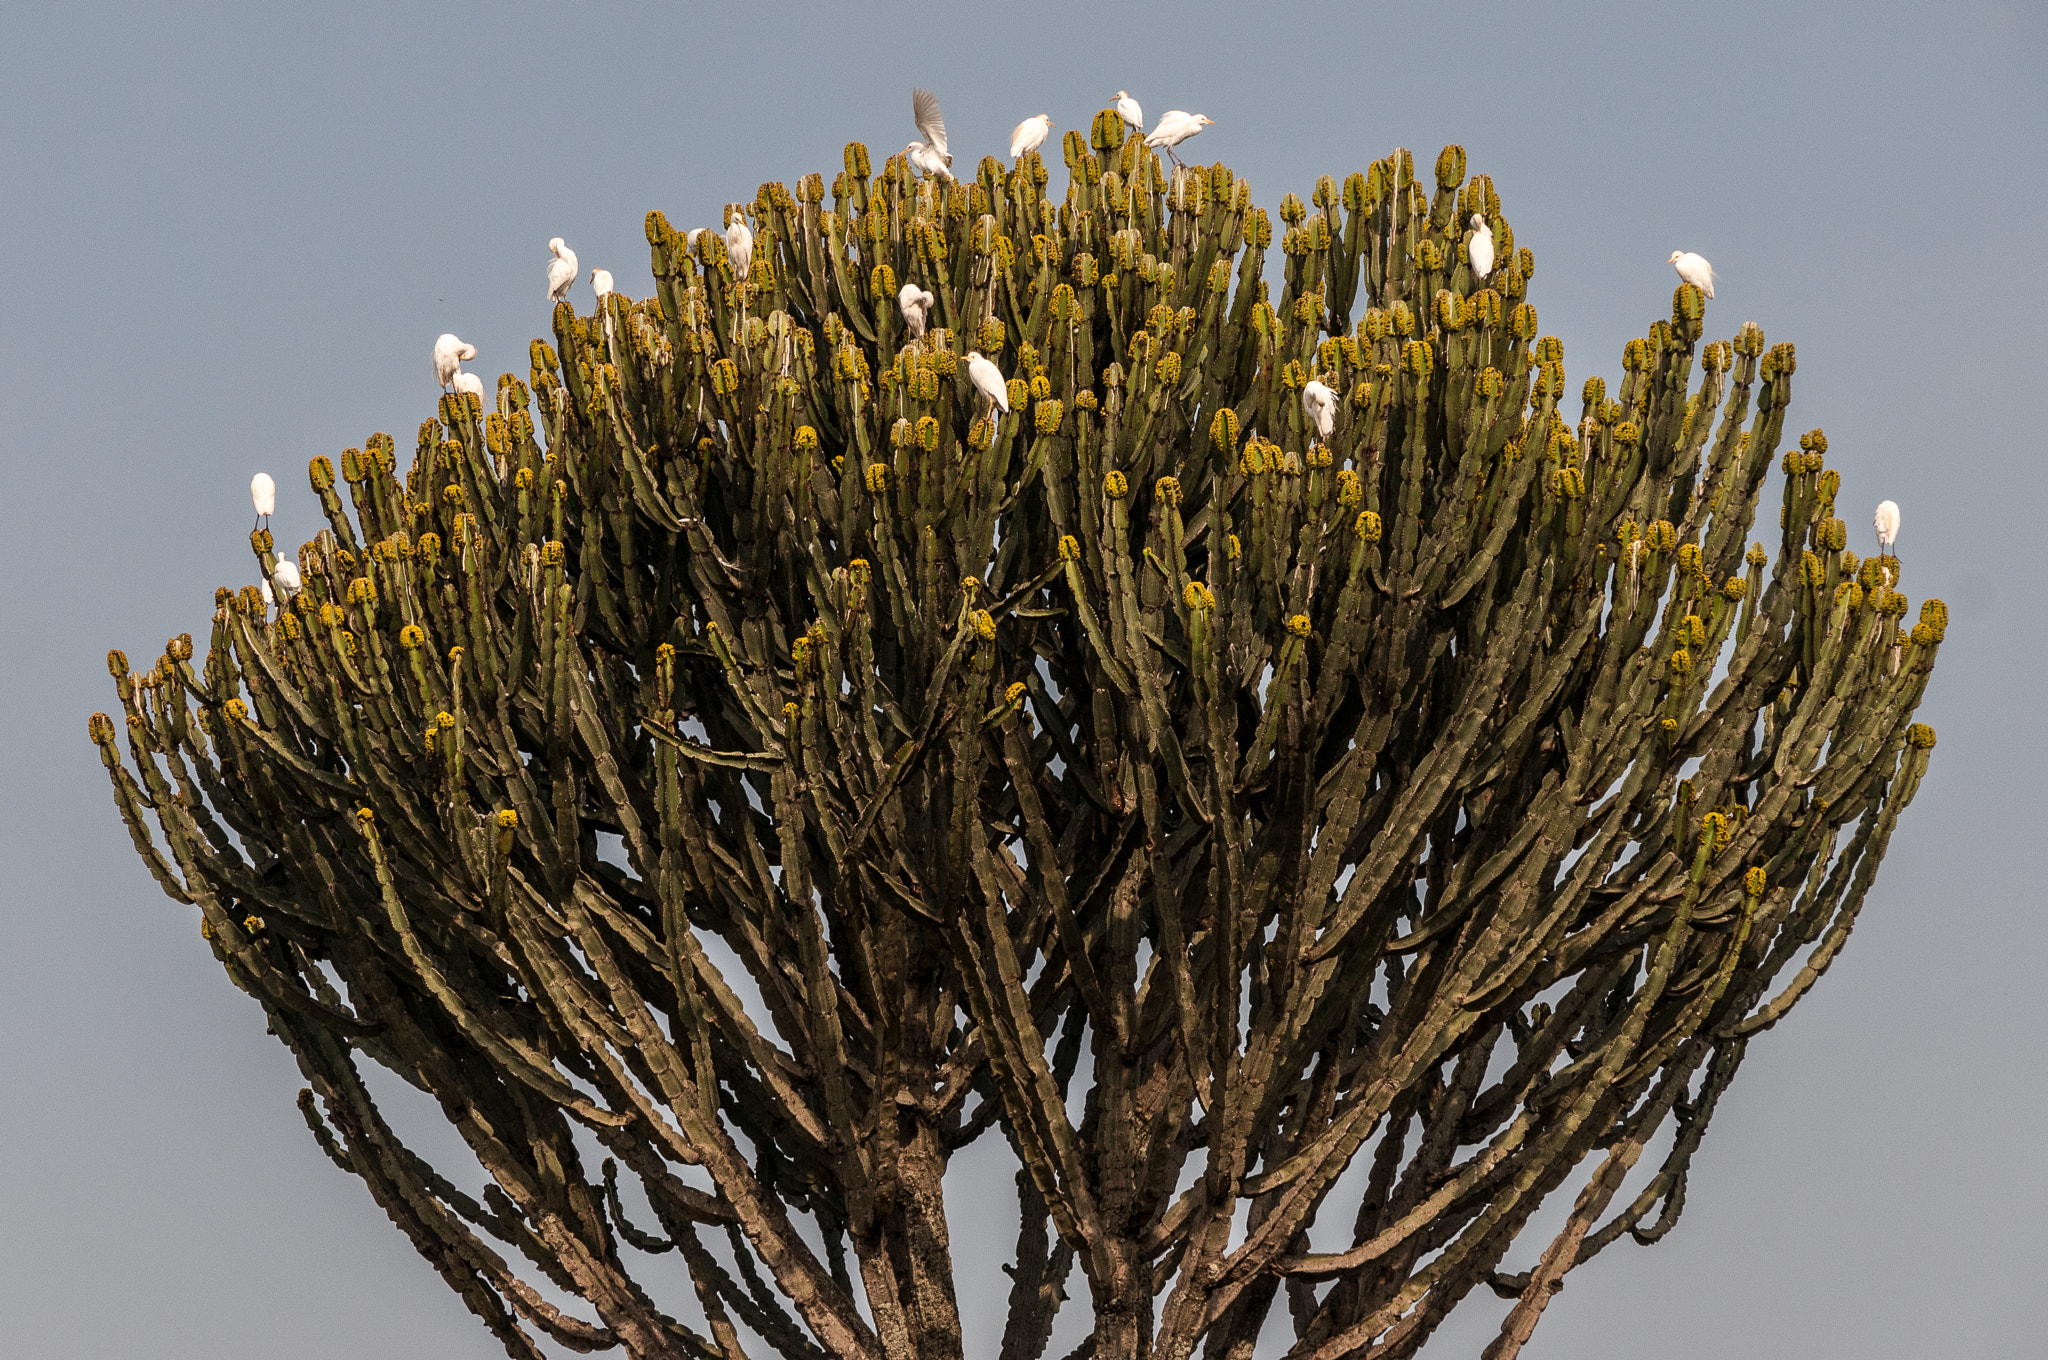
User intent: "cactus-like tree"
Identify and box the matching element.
[92,119,1943,1360]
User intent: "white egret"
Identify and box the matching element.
[908,88,953,180]
[273,558,302,599]
[1010,115,1053,161]
[589,268,619,357]
[250,472,276,526]
[1668,250,1715,299]
[1144,112,1214,165]
[964,351,1010,414]
[1467,214,1495,280]
[726,207,754,282]
[686,227,708,253]
[546,237,578,303]
[1301,380,1337,442]
[260,579,273,610]
[907,142,950,180]
[1874,500,1901,556]
[898,282,935,339]
[1115,91,1143,133]
[452,371,486,401]
[432,333,476,390]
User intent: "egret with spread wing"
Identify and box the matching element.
[908,88,953,180]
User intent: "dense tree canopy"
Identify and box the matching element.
[94,121,1941,1360]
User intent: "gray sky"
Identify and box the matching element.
[2,2,2042,1355]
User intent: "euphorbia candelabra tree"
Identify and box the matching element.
[94,119,1942,1360]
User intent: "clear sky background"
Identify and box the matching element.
[1,2,2041,1356]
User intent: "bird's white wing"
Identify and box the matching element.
[913,88,948,159]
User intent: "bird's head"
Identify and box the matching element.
[1116,91,1129,100]
[965,350,984,364]
[1470,214,1486,229]
[1667,251,1685,264]
[549,237,566,255]
[1196,116,1215,127]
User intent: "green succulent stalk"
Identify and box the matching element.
[93,126,1939,1360]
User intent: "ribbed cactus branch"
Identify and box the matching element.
[94,135,1939,1360]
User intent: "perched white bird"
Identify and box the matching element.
[273,559,302,598]
[260,579,273,610]
[452,371,486,400]
[250,472,276,521]
[432,333,476,390]
[726,208,754,282]
[964,350,1010,414]
[1467,214,1495,280]
[1010,114,1054,161]
[546,237,578,303]
[589,269,619,352]
[1115,91,1143,132]
[1144,112,1214,164]
[1874,500,1901,555]
[1301,380,1337,442]
[1668,251,1715,299]
[898,282,935,339]
[908,88,953,179]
